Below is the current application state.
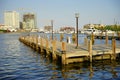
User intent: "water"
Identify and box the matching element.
[0,33,120,80]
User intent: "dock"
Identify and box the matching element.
[19,35,120,64]
[87,32,120,40]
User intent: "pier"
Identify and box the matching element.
[19,35,120,65]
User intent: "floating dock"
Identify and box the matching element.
[19,35,120,64]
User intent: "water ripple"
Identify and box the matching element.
[0,33,120,80]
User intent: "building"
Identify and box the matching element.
[83,24,105,29]
[4,11,19,29]
[23,13,37,30]
[44,26,52,32]
[60,26,75,33]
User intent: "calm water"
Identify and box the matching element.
[0,33,120,80]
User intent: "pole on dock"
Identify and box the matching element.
[112,39,116,60]
[75,13,79,48]
[88,40,92,62]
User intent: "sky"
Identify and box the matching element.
[0,0,120,29]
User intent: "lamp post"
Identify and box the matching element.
[75,13,79,48]
[51,20,53,40]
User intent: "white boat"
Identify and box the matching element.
[84,28,101,35]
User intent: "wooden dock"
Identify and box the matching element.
[19,35,120,64]
[87,32,120,40]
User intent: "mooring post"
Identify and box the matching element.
[88,40,92,62]
[31,36,34,48]
[33,36,36,49]
[105,32,108,46]
[46,38,50,56]
[25,36,27,45]
[36,36,38,51]
[61,42,66,64]
[62,54,66,65]
[27,36,29,46]
[52,40,57,60]
[29,36,31,47]
[62,42,66,53]
[31,36,33,48]
[112,39,116,60]
[27,36,29,45]
[91,32,94,45]
[40,38,43,53]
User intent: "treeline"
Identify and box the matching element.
[95,25,120,32]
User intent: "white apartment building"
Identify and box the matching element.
[4,11,20,29]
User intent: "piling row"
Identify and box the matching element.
[19,35,120,65]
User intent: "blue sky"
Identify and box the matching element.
[0,0,120,29]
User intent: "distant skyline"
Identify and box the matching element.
[0,0,120,29]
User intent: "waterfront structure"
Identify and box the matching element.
[23,13,37,30]
[83,24,105,29]
[44,26,52,33]
[4,11,20,29]
[19,35,120,64]
[60,27,75,33]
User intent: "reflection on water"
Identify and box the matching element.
[60,60,120,80]
[0,33,120,80]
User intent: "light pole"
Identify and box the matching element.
[75,13,79,48]
[51,20,53,40]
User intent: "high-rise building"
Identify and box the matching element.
[23,13,37,30]
[4,11,20,29]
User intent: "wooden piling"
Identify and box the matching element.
[62,54,66,65]
[61,42,67,64]
[33,36,36,49]
[112,39,116,60]
[36,37,39,51]
[91,32,94,45]
[88,40,92,62]
[40,38,43,53]
[62,42,66,53]
[46,38,50,56]
[52,40,57,60]
[31,36,34,48]
[105,32,108,46]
